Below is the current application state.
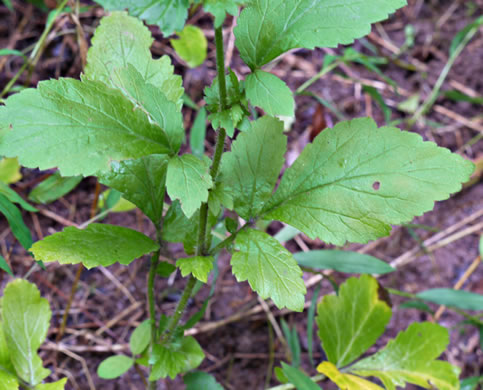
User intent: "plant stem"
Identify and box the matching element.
[147,249,161,390]
[215,26,228,110]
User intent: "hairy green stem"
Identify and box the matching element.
[215,26,228,110]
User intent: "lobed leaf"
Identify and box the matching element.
[93,1,190,37]
[167,155,213,218]
[350,322,460,390]
[0,79,175,177]
[245,70,294,117]
[202,0,243,28]
[235,0,407,69]
[221,116,286,219]
[176,256,214,283]
[263,118,474,245]
[2,280,51,385]
[99,155,169,225]
[149,336,204,380]
[316,275,391,368]
[84,12,183,107]
[231,228,306,311]
[31,224,159,269]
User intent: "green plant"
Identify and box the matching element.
[0,1,476,389]
[0,279,67,389]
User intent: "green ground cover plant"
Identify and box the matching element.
[0,0,479,389]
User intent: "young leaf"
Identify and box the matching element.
[350,323,460,390]
[317,275,391,368]
[130,320,151,355]
[98,190,136,213]
[235,0,407,69]
[111,64,184,153]
[31,224,159,269]
[318,362,383,390]
[28,172,82,205]
[281,362,321,390]
[0,194,33,250]
[167,155,213,218]
[0,157,21,184]
[294,250,395,275]
[149,336,204,380]
[176,256,214,283]
[220,116,286,219]
[184,371,224,390]
[84,12,183,107]
[202,0,243,28]
[171,25,207,68]
[35,378,68,390]
[245,70,294,117]
[97,355,134,379]
[93,1,190,37]
[263,118,474,245]
[0,182,37,212]
[2,279,51,385]
[0,79,175,177]
[0,254,13,276]
[99,155,169,225]
[231,229,306,311]
[417,289,483,311]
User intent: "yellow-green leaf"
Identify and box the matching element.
[318,362,384,390]
[0,158,21,184]
[176,256,214,283]
[171,25,207,68]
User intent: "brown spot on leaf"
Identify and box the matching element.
[373,181,381,190]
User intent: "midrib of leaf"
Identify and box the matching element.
[336,298,376,367]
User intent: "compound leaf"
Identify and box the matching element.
[263,118,474,245]
[30,224,159,269]
[97,355,133,379]
[149,336,204,380]
[167,155,213,218]
[294,250,395,274]
[34,379,68,390]
[28,173,82,205]
[318,362,384,390]
[231,229,306,311]
[245,71,294,117]
[235,0,407,69]
[184,371,224,390]
[176,256,214,283]
[350,322,460,390]
[317,275,391,368]
[171,25,207,68]
[2,279,51,386]
[93,1,189,37]
[99,155,169,225]
[221,116,286,219]
[0,79,175,177]
[84,12,183,107]
[0,194,32,250]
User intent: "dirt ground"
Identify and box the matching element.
[0,0,482,389]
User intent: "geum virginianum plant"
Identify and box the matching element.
[0,0,474,388]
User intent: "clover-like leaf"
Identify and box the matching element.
[176,256,214,283]
[221,116,286,219]
[31,224,159,269]
[84,12,183,107]
[2,279,51,386]
[317,275,391,368]
[99,155,169,225]
[167,155,213,218]
[245,71,294,117]
[263,118,474,245]
[93,1,190,37]
[235,0,407,69]
[149,336,204,380]
[0,79,175,177]
[350,323,460,390]
[231,229,306,311]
